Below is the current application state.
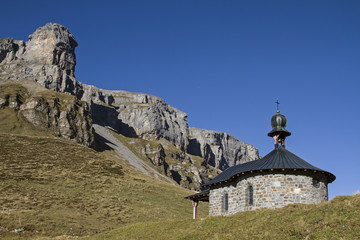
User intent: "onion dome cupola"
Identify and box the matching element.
[268,99,291,148]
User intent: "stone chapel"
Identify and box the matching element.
[186,104,336,217]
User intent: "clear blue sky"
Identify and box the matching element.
[2,0,359,199]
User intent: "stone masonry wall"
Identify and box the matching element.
[209,172,328,216]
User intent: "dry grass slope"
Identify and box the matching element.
[90,194,360,240]
[0,133,207,239]
[2,83,358,240]
[0,87,208,239]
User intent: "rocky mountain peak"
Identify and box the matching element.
[25,23,78,73]
[0,23,82,98]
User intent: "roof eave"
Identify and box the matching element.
[202,168,336,188]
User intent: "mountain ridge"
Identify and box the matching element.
[0,23,260,189]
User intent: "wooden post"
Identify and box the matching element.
[192,200,198,220]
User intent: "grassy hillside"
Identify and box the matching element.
[0,88,207,239]
[1,83,358,240]
[1,116,358,240]
[0,132,207,239]
[89,194,360,240]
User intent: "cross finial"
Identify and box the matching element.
[275,98,280,113]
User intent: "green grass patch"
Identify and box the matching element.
[0,108,53,137]
[34,89,77,102]
[0,83,29,100]
[88,194,360,240]
[0,134,207,239]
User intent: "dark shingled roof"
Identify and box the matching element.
[202,146,336,187]
[184,189,209,202]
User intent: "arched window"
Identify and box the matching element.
[223,192,229,212]
[246,184,254,206]
[248,185,253,206]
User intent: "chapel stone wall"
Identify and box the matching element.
[209,172,328,216]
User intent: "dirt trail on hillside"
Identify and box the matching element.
[93,124,174,184]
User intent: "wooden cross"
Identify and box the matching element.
[275,98,280,112]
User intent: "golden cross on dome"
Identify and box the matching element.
[275,98,280,113]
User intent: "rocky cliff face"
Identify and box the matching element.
[0,23,260,189]
[91,89,189,151]
[0,23,189,151]
[0,83,94,146]
[188,127,259,170]
[0,24,85,99]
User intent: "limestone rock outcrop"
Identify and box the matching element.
[0,38,26,63]
[0,83,94,146]
[0,23,84,99]
[188,127,259,170]
[131,137,218,190]
[88,89,189,151]
[109,91,189,150]
[142,143,166,166]
[20,95,93,146]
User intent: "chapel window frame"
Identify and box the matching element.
[223,192,229,212]
[246,184,254,206]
